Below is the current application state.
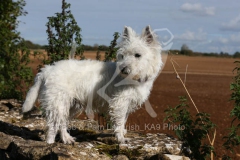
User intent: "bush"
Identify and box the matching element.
[45,0,84,65]
[164,96,216,160]
[95,32,120,62]
[104,32,120,62]
[0,0,33,100]
[222,61,240,159]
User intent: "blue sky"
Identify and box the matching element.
[18,0,240,54]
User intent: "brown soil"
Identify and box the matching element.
[28,50,240,158]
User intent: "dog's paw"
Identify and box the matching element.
[62,134,76,144]
[46,134,56,144]
[46,139,55,144]
[116,132,131,144]
[119,137,131,144]
[63,136,76,144]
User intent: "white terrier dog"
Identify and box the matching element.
[22,26,163,144]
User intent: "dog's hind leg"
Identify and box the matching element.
[45,109,60,144]
[59,96,75,144]
[46,124,58,144]
[45,92,75,144]
[60,122,75,144]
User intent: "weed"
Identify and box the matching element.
[222,61,240,159]
[164,96,216,159]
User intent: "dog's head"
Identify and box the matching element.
[117,26,163,83]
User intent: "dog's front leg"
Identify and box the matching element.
[109,105,130,143]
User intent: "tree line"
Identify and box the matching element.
[171,44,240,58]
[26,40,240,58]
[24,40,109,51]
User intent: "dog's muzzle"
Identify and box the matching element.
[121,66,131,75]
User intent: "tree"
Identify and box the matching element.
[24,40,44,49]
[45,0,84,65]
[104,32,120,61]
[0,0,33,99]
[180,44,193,56]
[233,51,240,58]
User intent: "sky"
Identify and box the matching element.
[18,0,240,54]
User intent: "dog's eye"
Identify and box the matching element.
[135,53,141,58]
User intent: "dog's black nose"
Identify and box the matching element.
[121,66,130,75]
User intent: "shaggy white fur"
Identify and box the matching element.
[22,26,163,144]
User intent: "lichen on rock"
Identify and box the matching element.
[0,99,190,160]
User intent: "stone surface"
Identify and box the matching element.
[112,154,129,160]
[162,154,190,160]
[0,99,190,160]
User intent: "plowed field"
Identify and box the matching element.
[29,50,239,158]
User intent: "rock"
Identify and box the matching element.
[0,132,111,160]
[0,104,9,112]
[116,133,184,159]
[0,99,190,160]
[162,154,190,160]
[112,155,129,160]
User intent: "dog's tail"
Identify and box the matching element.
[69,43,77,59]
[22,73,43,113]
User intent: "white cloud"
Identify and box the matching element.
[204,7,215,16]
[207,46,219,52]
[175,29,207,41]
[180,3,215,16]
[217,33,240,44]
[220,14,240,31]
[180,3,202,12]
[230,33,240,43]
[210,33,240,53]
[207,45,238,54]
[218,37,228,44]
[177,31,195,41]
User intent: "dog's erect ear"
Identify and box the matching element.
[142,25,154,44]
[123,26,131,41]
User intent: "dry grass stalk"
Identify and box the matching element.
[170,56,216,160]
